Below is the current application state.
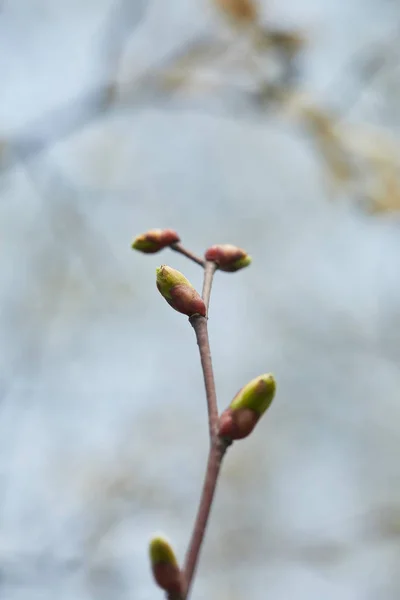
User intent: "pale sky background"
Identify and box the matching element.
[1,1,400,599]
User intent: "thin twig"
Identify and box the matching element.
[183,258,226,598]
[189,316,219,439]
[202,261,217,315]
[182,436,228,599]
[170,242,205,267]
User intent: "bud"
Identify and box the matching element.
[205,244,251,272]
[156,265,206,317]
[218,374,276,440]
[132,229,180,254]
[149,535,182,595]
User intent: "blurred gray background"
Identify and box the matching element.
[1,0,400,598]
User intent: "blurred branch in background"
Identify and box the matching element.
[3,0,400,209]
[1,0,149,403]
[96,0,147,104]
[1,0,399,417]
[0,0,303,169]
[0,0,146,172]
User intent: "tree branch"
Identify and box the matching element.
[189,316,219,440]
[182,435,228,599]
[170,242,205,267]
[183,262,228,599]
[202,261,217,314]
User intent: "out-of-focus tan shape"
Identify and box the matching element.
[367,157,400,214]
[300,102,354,189]
[344,128,400,213]
[254,28,307,57]
[160,39,230,92]
[214,0,259,25]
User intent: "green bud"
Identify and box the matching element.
[231,373,276,415]
[149,535,182,595]
[150,536,178,567]
[156,265,193,299]
[219,374,276,440]
[156,265,206,317]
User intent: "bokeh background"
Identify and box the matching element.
[1,0,400,598]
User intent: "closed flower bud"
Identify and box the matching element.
[219,374,276,440]
[156,265,206,317]
[132,228,180,253]
[205,244,251,272]
[149,535,182,595]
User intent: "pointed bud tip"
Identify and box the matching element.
[234,254,252,270]
[231,373,276,415]
[156,265,193,298]
[149,535,178,567]
[219,374,276,440]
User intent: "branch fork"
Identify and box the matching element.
[132,229,276,599]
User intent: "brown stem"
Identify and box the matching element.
[170,242,205,267]
[182,437,228,599]
[189,316,219,439]
[184,306,229,598]
[168,248,224,598]
[202,261,217,315]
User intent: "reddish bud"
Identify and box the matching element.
[219,407,259,440]
[205,244,251,272]
[218,374,276,441]
[169,284,207,317]
[132,229,180,253]
[156,265,206,317]
[152,562,182,595]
